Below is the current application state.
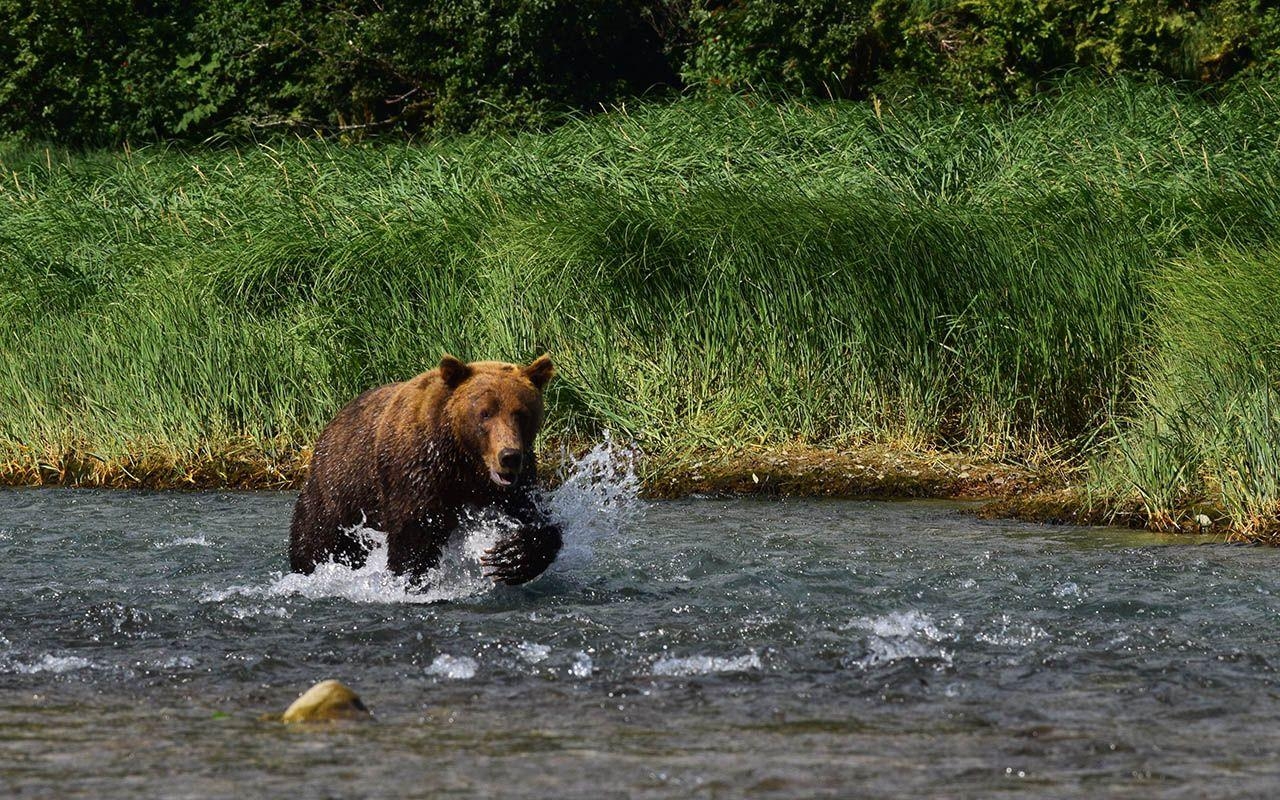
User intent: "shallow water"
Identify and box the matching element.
[2,451,1279,798]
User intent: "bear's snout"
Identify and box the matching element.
[498,448,522,472]
[490,447,523,486]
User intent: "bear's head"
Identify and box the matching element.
[438,354,555,488]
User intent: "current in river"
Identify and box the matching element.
[2,443,1278,798]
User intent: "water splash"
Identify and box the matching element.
[213,522,500,605]
[548,432,644,570]
[208,434,642,605]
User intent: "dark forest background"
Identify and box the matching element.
[3,0,1278,145]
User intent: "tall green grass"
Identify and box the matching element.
[1,81,1277,533]
[1094,246,1280,536]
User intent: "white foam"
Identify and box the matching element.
[426,654,477,680]
[154,535,211,549]
[569,651,594,677]
[419,508,512,600]
[6,654,95,674]
[847,610,955,668]
[651,652,762,676]
[853,610,945,639]
[516,641,551,663]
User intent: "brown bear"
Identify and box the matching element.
[288,354,561,586]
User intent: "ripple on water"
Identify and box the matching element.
[974,613,1050,647]
[9,447,1280,798]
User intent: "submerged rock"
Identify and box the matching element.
[281,679,371,723]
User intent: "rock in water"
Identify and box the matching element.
[282,679,370,723]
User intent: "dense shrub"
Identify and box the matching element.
[685,0,1280,100]
[0,0,676,144]
[0,1,173,143]
[0,1,1278,143]
[680,1,882,96]
[869,0,1280,100]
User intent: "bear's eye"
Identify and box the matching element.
[479,407,494,421]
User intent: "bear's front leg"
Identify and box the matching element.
[482,488,562,585]
[481,522,562,585]
[386,516,450,582]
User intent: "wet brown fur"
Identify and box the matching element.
[289,355,560,584]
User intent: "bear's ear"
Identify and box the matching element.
[438,354,471,388]
[524,354,555,390]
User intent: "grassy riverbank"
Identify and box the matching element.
[1,81,1277,538]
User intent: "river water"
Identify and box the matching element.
[2,445,1279,798]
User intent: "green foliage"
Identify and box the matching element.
[3,1,1280,143]
[872,0,1079,99]
[872,0,1280,100]
[685,0,1280,102]
[0,1,165,142]
[0,0,676,144]
[682,1,882,95]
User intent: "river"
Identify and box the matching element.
[2,445,1278,798]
